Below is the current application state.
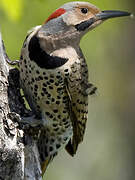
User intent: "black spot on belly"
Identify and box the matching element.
[46,112,50,116]
[42,87,47,92]
[56,75,61,79]
[64,137,68,141]
[63,118,66,122]
[43,83,47,87]
[57,96,61,99]
[54,127,59,132]
[38,76,43,80]
[56,101,60,105]
[56,144,61,149]
[34,84,38,89]
[41,92,44,96]
[49,79,54,83]
[50,75,54,78]
[28,35,68,69]
[53,109,58,113]
[57,115,61,118]
[49,146,53,151]
[46,101,50,104]
[51,98,55,102]
[65,73,69,76]
[47,94,51,98]
[34,92,37,96]
[64,69,68,72]
[44,76,48,80]
[36,70,40,74]
[53,123,57,127]
[49,86,53,90]
[55,82,59,86]
[51,138,55,143]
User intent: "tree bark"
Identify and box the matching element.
[0,32,42,180]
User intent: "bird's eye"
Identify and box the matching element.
[81,8,88,14]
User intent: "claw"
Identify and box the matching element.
[21,115,42,127]
[85,83,97,95]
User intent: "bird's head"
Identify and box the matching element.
[39,1,131,45]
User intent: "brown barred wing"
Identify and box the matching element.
[65,67,89,156]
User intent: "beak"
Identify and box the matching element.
[96,10,131,20]
[75,10,132,32]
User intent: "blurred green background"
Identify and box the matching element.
[0,0,135,179]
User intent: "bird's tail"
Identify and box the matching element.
[41,158,51,177]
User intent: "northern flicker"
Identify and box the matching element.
[19,1,131,176]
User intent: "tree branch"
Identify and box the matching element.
[0,32,42,180]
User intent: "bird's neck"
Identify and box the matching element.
[37,19,82,53]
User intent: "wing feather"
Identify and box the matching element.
[65,58,89,156]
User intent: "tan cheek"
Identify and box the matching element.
[63,12,94,26]
[89,7,101,15]
[86,12,96,20]
[63,9,101,26]
[62,12,82,26]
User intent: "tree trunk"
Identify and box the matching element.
[0,32,42,180]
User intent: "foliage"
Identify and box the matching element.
[0,0,24,21]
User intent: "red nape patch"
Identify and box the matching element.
[44,8,66,24]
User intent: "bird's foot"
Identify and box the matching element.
[21,115,43,128]
[85,83,97,96]
[8,112,43,129]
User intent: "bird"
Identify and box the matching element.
[19,1,131,176]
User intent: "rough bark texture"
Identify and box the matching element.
[0,32,42,180]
